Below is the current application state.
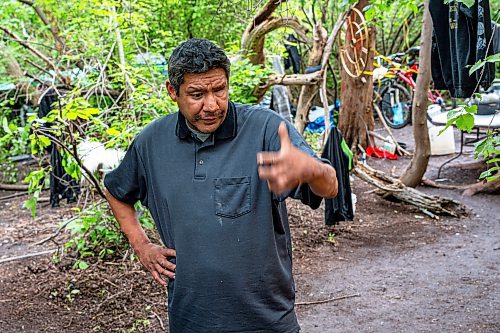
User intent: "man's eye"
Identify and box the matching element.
[191,93,203,99]
[214,89,226,96]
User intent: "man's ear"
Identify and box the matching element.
[166,81,178,102]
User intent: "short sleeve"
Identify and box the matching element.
[268,119,328,209]
[104,140,148,206]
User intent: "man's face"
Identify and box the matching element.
[167,68,229,133]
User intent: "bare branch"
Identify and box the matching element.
[0,26,69,85]
[242,0,288,40]
[241,16,311,65]
[16,0,69,54]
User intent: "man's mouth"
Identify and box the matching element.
[195,112,224,123]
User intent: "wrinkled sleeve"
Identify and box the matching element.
[103,140,148,207]
[268,119,330,209]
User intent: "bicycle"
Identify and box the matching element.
[373,48,445,129]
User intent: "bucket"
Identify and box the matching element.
[429,126,456,155]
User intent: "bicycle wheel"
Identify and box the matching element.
[380,83,412,129]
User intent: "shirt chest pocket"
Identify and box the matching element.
[214,177,251,218]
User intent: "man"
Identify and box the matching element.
[104,38,338,333]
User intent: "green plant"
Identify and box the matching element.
[127,318,150,332]
[229,57,272,104]
[327,232,336,245]
[63,203,154,269]
[438,52,500,182]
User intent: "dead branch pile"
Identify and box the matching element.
[353,163,467,218]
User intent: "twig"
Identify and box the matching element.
[151,311,165,330]
[295,293,360,306]
[0,249,57,264]
[0,183,29,191]
[34,200,106,245]
[94,290,128,314]
[0,192,29,201]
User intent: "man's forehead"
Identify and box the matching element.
[183,68,227,85]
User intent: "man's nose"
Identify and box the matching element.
[204,93,218,112]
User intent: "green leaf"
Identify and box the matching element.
[38,135,51,147]
[66,112,78,120]
[78,260,89,270]
[455,113,475,133]
[469,53,500,75]
[2,117,12,134]
[106,128,121,136]
[486,157,500,164]
[23,197,38,219]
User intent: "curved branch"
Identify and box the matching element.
[242,0,288,42]
[241,16,311,65]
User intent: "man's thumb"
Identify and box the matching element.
[278,122,291,149]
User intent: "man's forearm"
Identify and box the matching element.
[305,159,338,199]
[105,189,151,251]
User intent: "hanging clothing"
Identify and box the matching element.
[321,128,354,225]
[284,35,301,74]
[38,89,80,207]
[429,0,495,98]
[492,22,500,56]
[270,86,293,123]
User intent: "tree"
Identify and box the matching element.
[399,0,432,187]
[337,0,375,150]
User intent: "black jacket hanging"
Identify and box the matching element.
[429,0,495,98]
[321,127,354,225]
[39,89,79,207]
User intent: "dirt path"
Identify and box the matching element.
[294,177,499,333]
[292,121,500,332]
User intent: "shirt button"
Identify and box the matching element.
[199,160,204,165]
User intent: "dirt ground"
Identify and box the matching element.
[0,125,499,333]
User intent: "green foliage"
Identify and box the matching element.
[303,131,323,153]
[0,102,31,183]
[229,57,273,104]
[364,0,422,55]
[469,53,500,75]
[438,104,477,135]
[64,203,154,269]
[439,52,500,183]
[64,206,126,269]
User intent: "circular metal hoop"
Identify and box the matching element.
[338,7,370,78]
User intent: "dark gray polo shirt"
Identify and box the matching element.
[104,102,322,333]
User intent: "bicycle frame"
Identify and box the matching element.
[376,52,444,105]
[392,66,444,105]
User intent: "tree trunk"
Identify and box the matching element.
[294,22,327,133]
[241,16,311,66]
[338,0,375,151]
[400,0,432,187]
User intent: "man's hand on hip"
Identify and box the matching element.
[135,243,176,286]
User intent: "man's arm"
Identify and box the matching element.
[257,122,338,198]
[105,189,176,285]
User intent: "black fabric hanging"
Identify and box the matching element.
[39,89,80,207]
[284,35,301,74]
[429,0,495,98]
[321,128,354,225]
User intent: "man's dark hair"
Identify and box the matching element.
[168,38,231,95]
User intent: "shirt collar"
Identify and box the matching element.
[176,101,237,141]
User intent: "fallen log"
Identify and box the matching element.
[0,183,29,191]
[353,163,467,218]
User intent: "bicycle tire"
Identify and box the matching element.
[379,83,412,129]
